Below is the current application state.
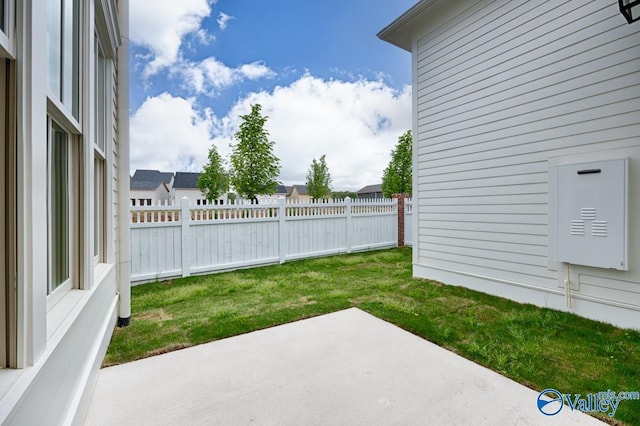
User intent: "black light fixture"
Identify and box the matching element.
[619,0,640,23]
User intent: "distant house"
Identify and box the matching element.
[276,184,289,197]
[174,172,227,205]
[357,184,384,199]
[287,184,312,201]
[255,184,289,204]
[379,0,640,329]
[130,169,174,205]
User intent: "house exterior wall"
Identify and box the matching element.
[287,188,312,202]
[130,185,170,205]
[0,0,129,424]
[404,0,639,328]
[174,188,228,205]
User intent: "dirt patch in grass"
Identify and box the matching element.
[136,308,174,322]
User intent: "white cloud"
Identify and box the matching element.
[130,76,411,191]
[214,75,411,191]
[130,93,218,173]
[129,0,214,77]
[217,12,234,30]
[182,58,276,95]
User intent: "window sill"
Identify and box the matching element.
[47,263,115,341]
[94,262,113,284]
[0,368,24,412]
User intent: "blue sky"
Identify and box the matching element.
[129,0,414,191]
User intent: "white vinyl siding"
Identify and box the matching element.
[413,0,640,321]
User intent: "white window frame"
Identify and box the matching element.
[45,0,85,309]
[46,118,76,309]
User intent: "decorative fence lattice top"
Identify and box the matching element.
[130,197,402,224]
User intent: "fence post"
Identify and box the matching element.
[278,196,286,264]
[181,197,191,277]
[392,193,405,247]
[345,196,352,253]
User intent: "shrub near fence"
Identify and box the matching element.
[129,197,412,284]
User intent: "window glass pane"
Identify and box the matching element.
[63,0,80,118]
[47,0,62,97]
[94,157,104,259]
[95,41,106,151]
[72,0,80,118]
[51,124,69,290]
[48,0,80,117]
[94,158,98,257]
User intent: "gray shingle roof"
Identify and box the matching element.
[357,184,383,194]
[130,169,173,190]
[130,180,164,190]
[173,172,201,189]
[289,185,309,196]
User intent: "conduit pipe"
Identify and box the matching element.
[565,262,572,309]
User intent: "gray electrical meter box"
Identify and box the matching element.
[554,158,628,270]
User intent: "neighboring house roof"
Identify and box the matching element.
[357,184,383,195]
[130,180,164,190]
[173,172,201,189]
[288,185,309,196]
[130,169,173,190]
[275,184,288,194]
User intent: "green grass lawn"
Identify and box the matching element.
[106,248,640,425]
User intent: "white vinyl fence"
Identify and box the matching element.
[130,197,411,284]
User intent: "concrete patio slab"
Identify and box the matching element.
[84,308,603,425]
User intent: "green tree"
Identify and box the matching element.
[381,130,412,198]
[229,104,281,202]
[332,191,358,200]
[305,154,332,199]
[198,145,228,203]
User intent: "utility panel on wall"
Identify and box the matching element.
[554,158,628,270]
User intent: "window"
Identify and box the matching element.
[47,0,80,119]
[1,55,17,368]
[46,0,84,304]
[93,38,108,263]
[48,120,73,301]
